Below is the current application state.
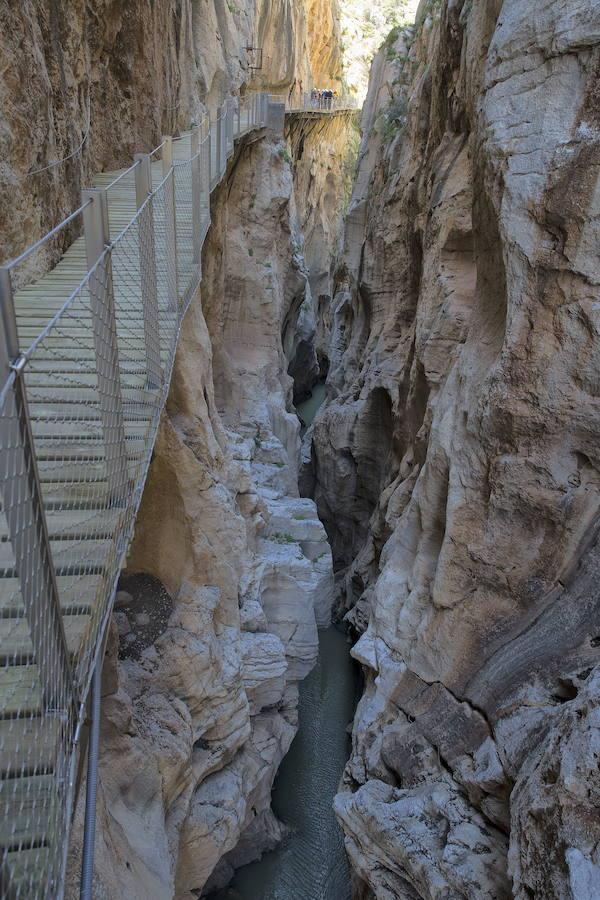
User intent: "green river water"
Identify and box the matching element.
[210,383,356,899]
[212,627,356,900]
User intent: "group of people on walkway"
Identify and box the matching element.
[310,88,338,109]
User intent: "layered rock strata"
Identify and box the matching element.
[304,0,600,896]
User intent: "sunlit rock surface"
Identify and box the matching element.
[303,0,600,896]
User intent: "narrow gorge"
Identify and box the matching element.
[0,1,599,899]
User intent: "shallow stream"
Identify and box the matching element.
[296,382,327,435]
[213,627,356,900]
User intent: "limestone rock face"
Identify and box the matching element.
[305,0,600,896]
[285,112,358,400]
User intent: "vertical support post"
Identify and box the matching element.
[162,137,179,311]
[220,104,226,172]
[82,189,129,503]
[79,656,102,900]
[206,112,213,191]
[215,109,223,178]
[0,267,75,713]
[191,127,202,264]
[201,118,211,239]
[225,101,229,156]
[134,154,163,389]
[236,96,241,137]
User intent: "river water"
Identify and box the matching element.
[211,381,355,899]
[296,382,327,435]
[212,627,356,900]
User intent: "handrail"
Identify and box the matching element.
[269,90,358,113]
[149,138,167,159]
[18,104,92,180]
[102,159,140,192]
[2,200,92,271]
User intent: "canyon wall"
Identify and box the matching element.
[305,0,600,897]
[285,111,359,399]
[0,2,352,897]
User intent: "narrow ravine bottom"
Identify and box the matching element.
[297,381,327,434]
[212,627,356,899]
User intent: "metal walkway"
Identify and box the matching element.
[271,91,359,116]
[0,90,356,899]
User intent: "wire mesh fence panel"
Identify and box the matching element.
[0,372,76,900]
[173,158,199,307]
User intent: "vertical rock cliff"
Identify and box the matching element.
[305,0,600,897]
[0,2,355,897]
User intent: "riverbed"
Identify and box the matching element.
[211,626,356,899]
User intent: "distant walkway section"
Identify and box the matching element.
[270,91,359,115]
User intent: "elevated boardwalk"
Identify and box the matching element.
[0,92,355,898]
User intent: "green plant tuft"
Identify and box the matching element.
[270,532,296,544]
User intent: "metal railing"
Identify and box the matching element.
[0,92,269,900]
[269,91,358,113]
